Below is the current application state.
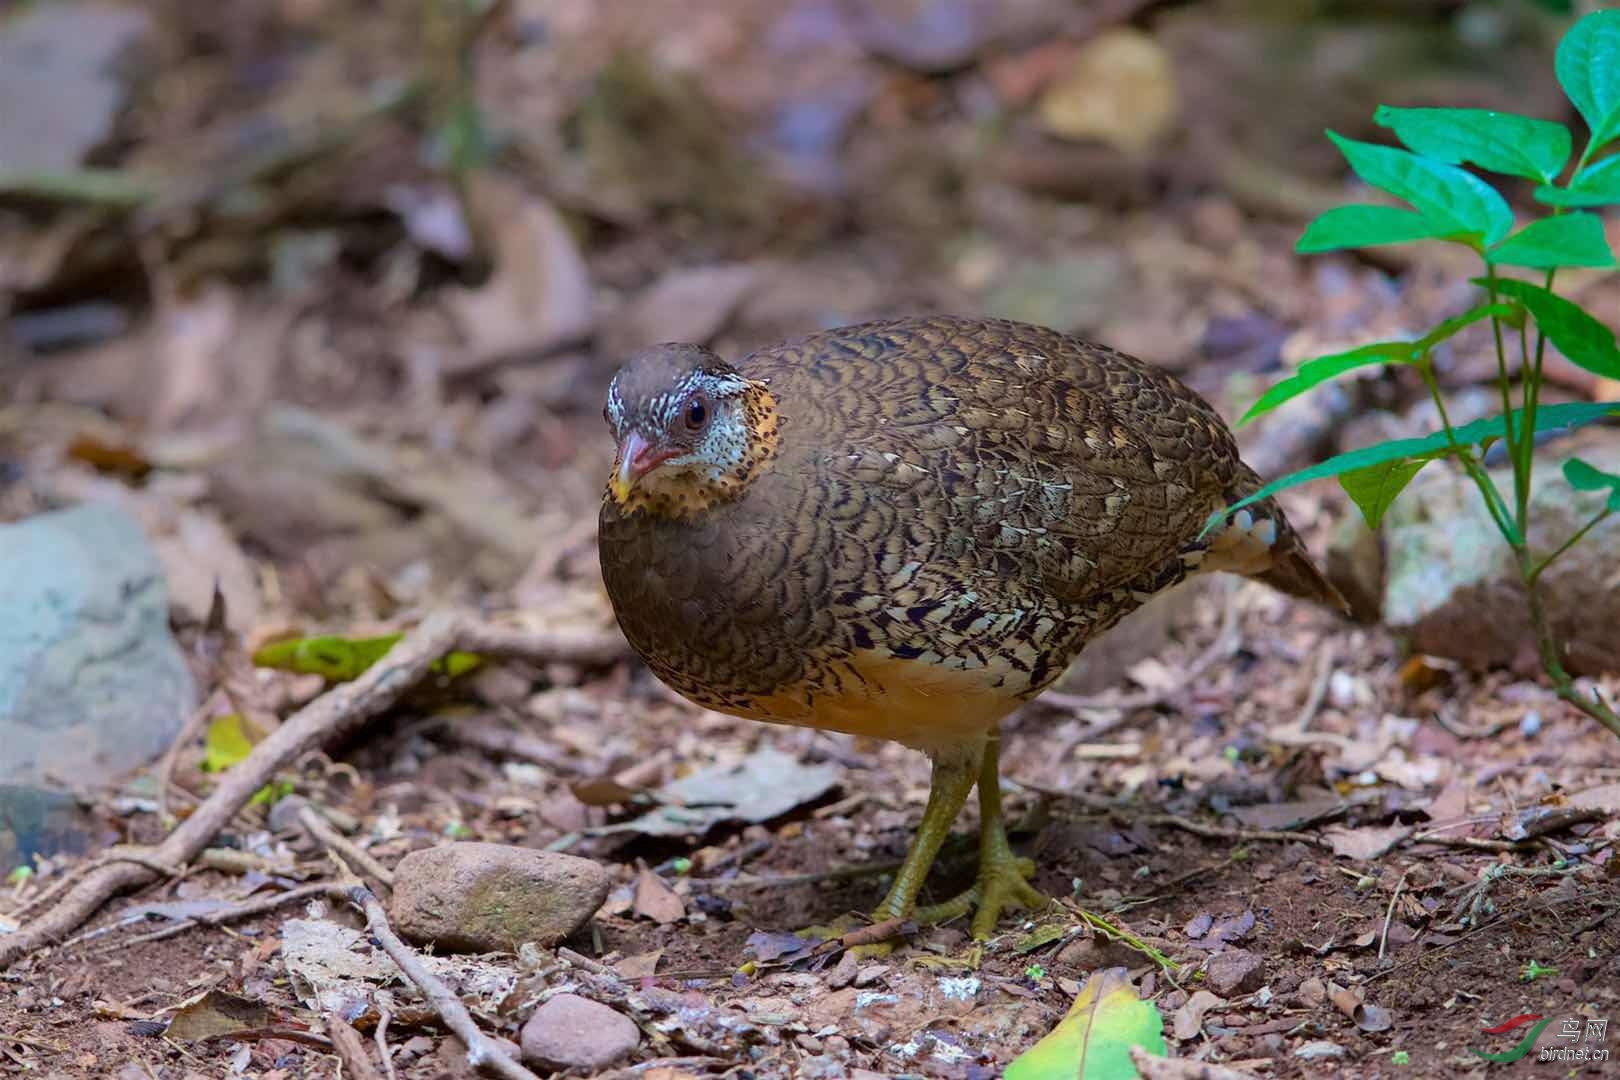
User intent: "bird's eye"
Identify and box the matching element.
[684,397,708,431]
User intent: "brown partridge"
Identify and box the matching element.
[598,315,1344,939]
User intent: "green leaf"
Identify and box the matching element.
[1015,923,1068,954]
[1326,131,1515,247]
[1297,204,1461,253]
[1564,457,1620,511]
[1339,455,1439,528]
[1487,212,1618,268]
[1239,303,1518,425]
[1240,342,1416,424]
[1375,106,1572,183]
[1484,277,1620,378]
[1536,153,1620,207]
[1005,967,1166,1080]
[202,714,255,773]
[253,633,482,681]
[1417,301,1525,347]
[1207,402,1620,533]
[1557,10,1620,151]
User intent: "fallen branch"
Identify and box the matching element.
[293,801,396,889]
[92,883,352,954]
[326,1015,387,1080]
[1131,1046,1263,1080]
[350,885,539,1080]
[1131,813,1332,849]
[0,613,624,971]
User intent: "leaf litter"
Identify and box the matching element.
[1,2,1617,1078]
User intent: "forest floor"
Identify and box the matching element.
[2,1,1618,1078]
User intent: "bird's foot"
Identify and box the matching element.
[912,854,1049,941]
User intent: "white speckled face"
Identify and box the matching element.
[645,371,752,487]
[604,349,758,506]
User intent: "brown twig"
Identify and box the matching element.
[294,802,396,889]
[92,883,352,953]
[158,688,226,821]
[376,1009,399,1080]
[0,614,623,971]
[325,1016,386,1080]
[1409,832,1529,853]
[1295,640,1334,732]
[1377,869,1409,962]
[349,885,539,1080]
[826,916,915,951]
[558,946,617,978]
[1128,813,1331,849]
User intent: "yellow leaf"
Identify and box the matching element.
[201,714,254,773]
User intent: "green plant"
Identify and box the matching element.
[1520,958,1559,981]
[1213,10,1620,738]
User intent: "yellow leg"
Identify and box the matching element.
[868,744,981,921]
[912,733,1049,939]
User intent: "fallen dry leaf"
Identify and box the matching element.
[615,263,760,353]
[1228,798,1348,832]
[164,989,271,1042]
[614,949,663,979]
[281,918,514,1017]
[1323,824,1412,861]
[601,748,840,839]
[1170,989,1225,1042]
[444,173,593,372]
[632,868,686,925]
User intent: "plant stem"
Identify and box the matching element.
[1419,363,1519,546]
[1484,269,1523,525]
[1528,507,1613,583]
[1516,266,1558,534]
[1519,548,1620,739]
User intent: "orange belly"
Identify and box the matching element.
[717,649,1024,753]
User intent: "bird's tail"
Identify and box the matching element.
[1199,472,1349,614]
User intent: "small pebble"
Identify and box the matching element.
[1520,711,1542,737]
[1205,948,1265,996]
[521,993,640,1070]
[1295,1040,1347,1060]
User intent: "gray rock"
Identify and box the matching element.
[1382,433,1620,675]
[390,842,610,953]
[0,3,152,173]
[0,504,194,789]
[521,993,640,1070]
[1204,948,1265,995]
[0,785,95,873]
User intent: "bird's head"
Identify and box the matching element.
[603,343,780,517]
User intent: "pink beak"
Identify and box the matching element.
[610,431,674,502]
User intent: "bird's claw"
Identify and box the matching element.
[913,854,1049,941]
